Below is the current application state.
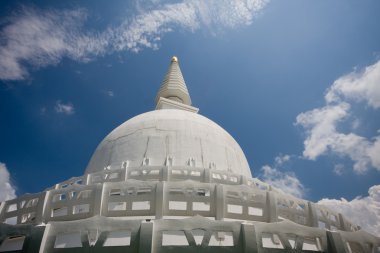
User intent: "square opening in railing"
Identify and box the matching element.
[192,202,210,211]
[51,206,68,217]
[103,230,131,247]
[302,237,322,251]
[6,204,17,212]
[0,235,25,252]
[4,217,17,225]
[162,231,189,246]
[261,233,284,249]
[169,201,187,210]
[132,201,150,210]
[109,189,123,196]
[21,212,36,223]
[108,202,127,211]
[227,204,243,214]
[209,231,233,246]
[248,206,263,216]
[54,232,82,248]
[72,204,90,214]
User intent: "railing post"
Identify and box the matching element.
[242,224,258,253]
[266,191,277,222]
[155,182,164,219]
[308,202,318,227]
[215,184,225,220]
[139,221,154,253]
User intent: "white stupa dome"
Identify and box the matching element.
[85,109,252,177]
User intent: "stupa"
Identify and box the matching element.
[0,57,378,253]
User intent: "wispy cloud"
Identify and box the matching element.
[107,90,114,97]
[0,0,269,81]
[318,184,380,236]
[296,60,380,173]
[55,100,75,115]
[0,7,98,80]
[259,154,305,198]
[0,162,16,202]
[333,163,345,175]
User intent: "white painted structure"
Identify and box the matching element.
[85,110,251,177]
[0,57,378,253]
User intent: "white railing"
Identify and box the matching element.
[0,166,360,233]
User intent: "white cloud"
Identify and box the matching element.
[274,154,290,166]
[367,134,380,170]
[326,60,380,109]
[0,7,98,80]
[40,107,47,115]
[107,90,114,97]
[0,163,16,202]
[55,100,75,115]
[318,185,380,236]
[296,60,380,173]
[333,163,345,175]
[0,0,269,80]
[259,155,305,198]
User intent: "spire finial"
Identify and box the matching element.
[155,56,199,113]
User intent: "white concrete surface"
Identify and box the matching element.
[85,109,252,178]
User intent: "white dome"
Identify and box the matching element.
[85,109,252,177]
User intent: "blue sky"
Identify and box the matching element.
[0,0,379,234]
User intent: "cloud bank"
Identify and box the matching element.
[296,60,380,173]
[0,163,16,202]
[260,155,379,235]
[318,185,380,236]
[0,0,269,80]
[260,155,305,198]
